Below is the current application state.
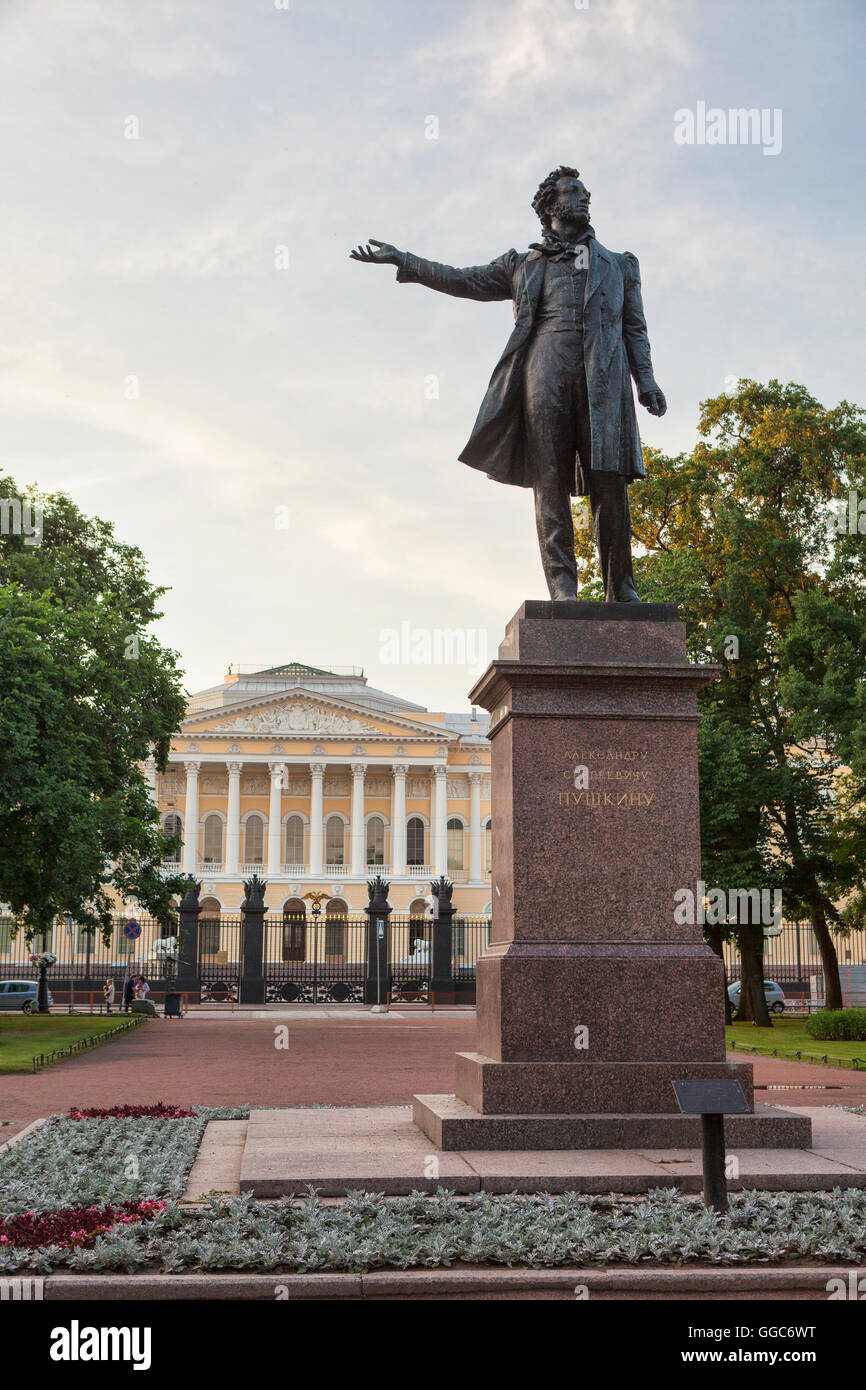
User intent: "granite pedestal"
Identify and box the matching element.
[413,602,811,1151]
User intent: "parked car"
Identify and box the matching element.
[0,980,54,1014]
[727,979,786,1014]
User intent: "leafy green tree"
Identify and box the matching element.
[576,380,866,1014]
[0,476,188,938]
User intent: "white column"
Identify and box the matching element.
[350,762,366,874]
[182,761,200,874]
[267,762,285,875]
[309,763,325,875]
[433,766,448,876]
[469,770,483,881]
[391,763,408,875]
[226,762,242,874]
[144,756,159,807]
[429,772,437,869]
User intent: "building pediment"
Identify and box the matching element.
[181,688,456,743]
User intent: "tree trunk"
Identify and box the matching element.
[734,924,771,1026]
[704,921,733,1025]
[810,900,843,1010]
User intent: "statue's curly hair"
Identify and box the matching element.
[532,165,581,229]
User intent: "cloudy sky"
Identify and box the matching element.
[1,0,863,709]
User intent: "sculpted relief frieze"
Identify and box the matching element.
[201,775,228,794]
[242,776,269,795]
[220,700,382,737]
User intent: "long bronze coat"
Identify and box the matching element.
[396,240,658,493]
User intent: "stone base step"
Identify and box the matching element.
[413,1095,813,1151]
[226,1104,856,1197]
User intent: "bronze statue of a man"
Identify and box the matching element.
[351,166,666,603]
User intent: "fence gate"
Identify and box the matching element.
[198,914,243,1003]
[389,916,433,1003]
[263,914,368,1004]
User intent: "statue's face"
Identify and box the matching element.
[551,175,591,226]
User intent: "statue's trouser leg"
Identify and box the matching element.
[525,332,584,601]
[588,471,639,602]
[533,472,578,600]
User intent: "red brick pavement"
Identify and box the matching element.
[0,1014,476,1138]
[1,1014,863,1141]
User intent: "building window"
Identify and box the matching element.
[244,814,264,864]
[407,817,425,866]
[203,814,223,864]
[325,816,345,866]
[285,815,305,866]
[447,818,464,872]
[282,900,306,961]
[163,813,182,861]
[366,816,385,866]
[408,897,428,918]
[324,900,347,959]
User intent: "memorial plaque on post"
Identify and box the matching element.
[672,1080,750,1115]
[673,1078,749,1214]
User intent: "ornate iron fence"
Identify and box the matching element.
[198,915,243,1003]
[263,914,367,1004]
[0,909,493,1007]
[389,917,432,1003]
[258,912,491,1005]
[0,913,177,1005]
[451,916,491,995]
[721,920,866,1004]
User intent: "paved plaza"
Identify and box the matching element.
[3,1010,865,1145]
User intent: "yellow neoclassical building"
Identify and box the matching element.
[147,662,493,916]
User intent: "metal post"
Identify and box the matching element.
[376,919,383,1008]
[239,874,267,1005]
[430,876,455,1004]
[701,1113,728,1214]
[67,915,75,1014]
[365,875,391,1011]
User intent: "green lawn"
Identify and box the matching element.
[0,1014,144,1072]
[726,1017,866,1068]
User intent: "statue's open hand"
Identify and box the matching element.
[639,382,667,417]
[349,239,401,266]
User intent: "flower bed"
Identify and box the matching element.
[0,1187,865,1275]
[68,1103,196,1119]
[0,1106,249,1215]
[0,1200,164,1251]
[2,1108,865,1276]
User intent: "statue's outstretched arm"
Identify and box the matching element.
[351,239,514,303]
